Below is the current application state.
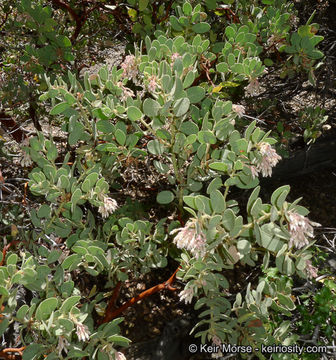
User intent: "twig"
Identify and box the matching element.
[101,266,181,323]
[0,111,27,143]
[0,346,25,359]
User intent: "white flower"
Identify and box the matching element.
[76,322,90,342]
[245,78,260,96]
[147,75,157,92]
[212,335,221,346]
[57,336,69,356]
[288,211,321,249]
[98,195,118,218]
[179,286,194,304]
[121,55,138,80]
[256,142,281,177]
[117,81,135,102]
[20,151,33,167]
[170,220,206,258]
[305,259,318,279]
[232,104,246,118]
[115,352,127,360]
[248,164,259,179]
[211,336,223,358]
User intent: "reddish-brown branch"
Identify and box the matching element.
[50,0,86,43]
[0,111,27,143]
[192,54,219,87]
[51,0,78,23]
[158,1,174,24]
[0,346,25,360]
[101,266,181,324]
[0,241,21,266]
[105,280,122,313]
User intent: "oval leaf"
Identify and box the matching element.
[50,102,70,115]
[157,190,174,204]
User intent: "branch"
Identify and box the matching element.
[0,346,25,360]
[101,266,181,323]
[0,111,27,143]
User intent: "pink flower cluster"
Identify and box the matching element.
[248,142,281,179]
[98,195,118,218]
[170,220,206,258]
[76,322,90,342]
[147,75,157,93]
[287,211,320,249]
[179,286,194,304]
[255,142,281,178]
[121,55,138,80]
[305,259,318,279]
[245,78,260,96]
[232,104,246,118]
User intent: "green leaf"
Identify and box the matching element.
[147,140,165,155]
[216,62,229,73]
[37,204,51,218]
[47,250,61,264]
[192,22,211,34]
[154,161,169,174]
[206,177,223,194]
[183,2,192,16]
[97,120,114,134]
[237,239,251,255]
[115,129,126,146]
[271,185,290,209]
[143,98,161,117]
[46,143,58,162]
[0,317,9,337]
[184,134,197,146]
[170,16,183,31]
[67,349,89,358]
[127,106,143,121]
[58,318,74,333]
[183,71,195,88]
[277,293,295,310]
[36,297,58,321]
[22,344,44,360]
[60,295,81,313]
[0,286,9,297]
[222,209,235,231]
[156,191,174,204]
[225,25,236,39]
[6,253,18,265]
[186,86,205,103]
[81,172,99,192]
[209,162,228,172]
[173,97,190,117]
[257,223,284,252]
[264,58,273,66]
[62,254,81,270]
[71,188,82,213]
[16,304,29,320]
[198,130,216,144]
[179,121,199,135]
[156,129,171,140]
[107,334,131,346]
[210,190,225,213]
[50,102,70,115]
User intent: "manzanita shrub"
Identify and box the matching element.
[0,1,327,360]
